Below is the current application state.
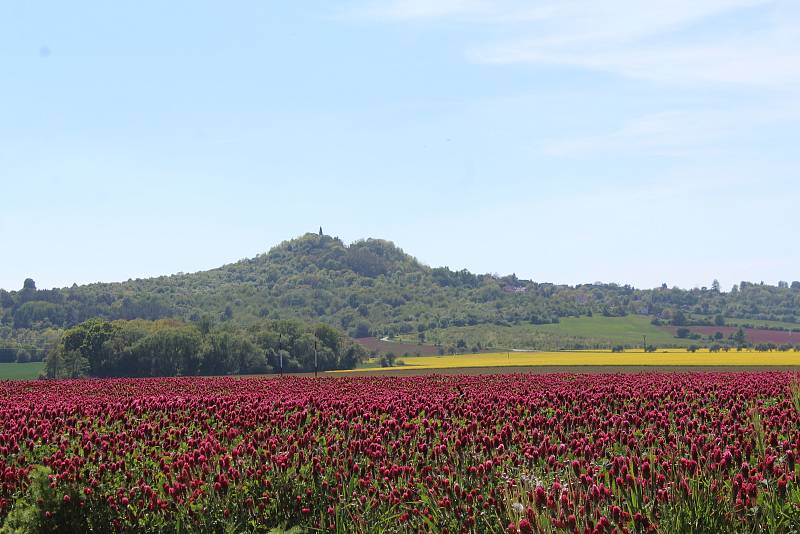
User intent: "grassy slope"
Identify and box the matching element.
[400,315,689,350]
[0,362,44,380]
[530,316,681,344]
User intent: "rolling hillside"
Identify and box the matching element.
[2,232,799,354]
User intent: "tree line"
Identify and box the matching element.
[44,317,366,379]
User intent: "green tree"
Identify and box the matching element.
[61,319,119,377]
[354,322,370,338]
[132,327,203,376]
[0,289,13,308]
[672,310,688,326]
[44,347,63,378]
[62,349,89,378]
[13,301,66,328]
[201,330,268,375]
[733,327,747,346]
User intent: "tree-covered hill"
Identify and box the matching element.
[2,232,799,355]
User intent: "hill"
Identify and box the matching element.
[2,232,799,355]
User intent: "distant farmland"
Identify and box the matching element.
[335,349,800,372]
[355,337,443,356]
[395,316,800,352]
[398,315,691,351]
[675,326,800,344]
[0,362,44,380]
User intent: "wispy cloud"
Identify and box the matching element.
[352,0,800,87]
[360,0,767,29]
[542,97,800,157]
[347,0,800,194]
[472,31,800,87]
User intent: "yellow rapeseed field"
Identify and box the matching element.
[333,349,800,372]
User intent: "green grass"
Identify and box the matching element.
[0,362,44,380]
[399,315,689,351]
[531,315,684,344]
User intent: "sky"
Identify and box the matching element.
[1,0,798,292]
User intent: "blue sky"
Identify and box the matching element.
[1,0,798,291]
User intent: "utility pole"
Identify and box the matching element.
[643,335,647,352]
[314,340,318,378]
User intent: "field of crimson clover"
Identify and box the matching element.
[0,372,799,533]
